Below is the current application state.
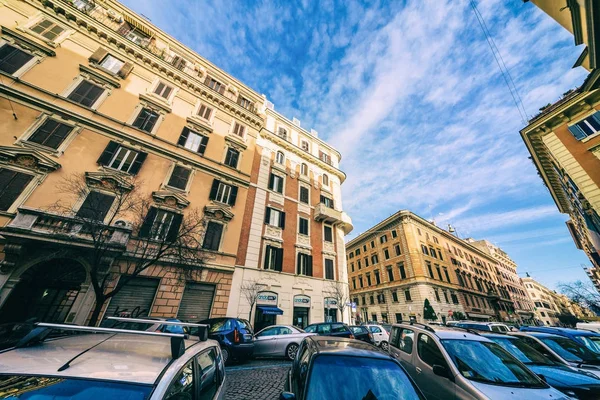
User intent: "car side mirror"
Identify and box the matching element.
[433,364,454,382]
[280,392,296,400]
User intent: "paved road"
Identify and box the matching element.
[225,358,291,399]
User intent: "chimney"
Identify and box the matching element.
[311,129,318,138]
[292,117,301,127]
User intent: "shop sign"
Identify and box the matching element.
[257,291,278,306]
[294,295,311,307]
[324,297,337,307]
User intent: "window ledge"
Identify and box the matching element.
[79,64,121,88]
[139,93,172,113]
[17,140,61,157]
[225,134,247,150]
[187,116,213,133]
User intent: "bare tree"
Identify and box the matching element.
[240,279,265,323]
[559,280,600,315]
[325,281,350,321]
[48,173,207,326]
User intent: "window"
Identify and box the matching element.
[355,248,361,256]
[350,263,355,272]
[319,150,331,165]
[132,108,160,133]
[202,221,223,251]
[301,140,309,151]
[299,186,309,204]
[394,244,401,256]
[0,169,33,211]
[325,259,334,280]
[380,235,387,244]
[238,96,253,110]
[0,43,33,74]
[371,254,378,264]
[365,257,369,267]
[264,245,283,271]
[30,18,64,41]
[299,217,309,235]
[139,208,182,242]
[124,28,150,47]
[99,54,124,74]
[395,313,403,323]
[569,113,600,140]
[197,348,219,400]
[209,179,238,206]
[363,245,367,252]
[357,260,362,270]
[167,165,191,190]
[392,291,398,302]
[27,119,73,150]
[277,127,287,140]
[369,295,374,305]
[76,191,115,221]
[405,289,412,301]
[398,262,407,279]
[451,293,459,304]
[417,334,448,368]
[320,195,334,208]
[387,267,394,282]
[97,141,147,175]
[366,274,372,286]
[224,148,240,168]
[359,276,363,287]
[269,173,284,194]
[322,174,329,186]
[421,245,429,255]
[197,104,213,120]
[276,151,285,164]
[434,290,440,302]
[391,230,397,239]
[437,249,443,260]
[206,77,224,93]
[324,225,333,242]
[265,207,285,228]
[444,269,451,282]
[301,163,308,175]
[375,270,381,284]
[371,313,378,322]
[68,80,104,107]
[297,253,312,276]
[384,248,390,260]
[232,121,245,137]
[153,81,173,99]
[430,248,437,258]
[436,266,443,281]
[165,360,194,399]
[178,128,208,155]
[352,278,356,289]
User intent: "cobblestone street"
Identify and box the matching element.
[225,359,291,399]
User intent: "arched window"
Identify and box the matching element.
[322,174,329,186]
[276,151,285,164]
[301,163,308,175]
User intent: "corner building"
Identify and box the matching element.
[231,109,353,331]
[0,0,266,324]
[346,211,515,324]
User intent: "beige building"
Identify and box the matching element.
[467,239,536,324]
[522,277,561,325]
[0,0,269,324]
[346,211,514,324]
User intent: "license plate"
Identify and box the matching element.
[243,334,253,341]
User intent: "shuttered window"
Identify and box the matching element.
[28,119,73,149]
[105,277,159,319]
[297,253,312,276]
[232,122,245,137]
[299,217,309,235]
[139,207,183,242]
[30,18,64,41]
[68,80,105,107]
[264,207,285,229]
[177,283,215,322]
[167,166,191,190]
[0,44,33,74]
[99,54,124,74]
[324,225,333,242]
[205,77,225,93]
[202,221,223,251]
[132,108,160,133]
[224,148,239,168]
[208,179,238,206]
[97,141,147,175]
[76,191,115,221]
[268,173,284,194]
[0,169,33,211]
[568,112,600,140]
[325,259,334,280]
[299,186,309,204]
[320,195,334,208]
[153,82,173,99]
[264,245,283,271]
[178,128,208,155]
[198,104,213,120]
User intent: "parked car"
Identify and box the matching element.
[253,325,314,360]
[303,322,354,339]
[511,331,600,378]
[0,320,225,399]
[521,326,600,354]
[364,324,390,350]
[349,325,374,345]
[455,321,511,332]
[198,317,254,364]
[388,322,567,399]
[484,332,600,399]
[281,336,425,400]
[381,323,392,333]
[577,322,600,333]
[102,316,190,334]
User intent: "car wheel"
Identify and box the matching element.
[221,347,230,365]
[286,343,300,360]
[380,341,389,351]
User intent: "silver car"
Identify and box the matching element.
[389,323,568,399]
[253,325,315,360]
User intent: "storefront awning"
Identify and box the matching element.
[257,306,283,315]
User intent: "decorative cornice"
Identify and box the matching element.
[203,204,234,222]
[224,134,248,151]
[152,190,190,209]
[186,116,213,133]
[139,93,172,113]
[0,26,55,56]
[85,171,133,191]
[0,146,61,172]
[79,64,121,88]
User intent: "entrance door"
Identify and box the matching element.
[324,308,337,322]
[177,283,215,322]
[293,307,309,329]
[0,259,86,323]
[104,277,159,319]
[254,308,276,332]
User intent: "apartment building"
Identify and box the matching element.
[467,239,536,324]
[0,0,267,324]
[230,110,353,331]
[346,211,514,324]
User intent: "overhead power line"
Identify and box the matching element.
[469,0,529,124]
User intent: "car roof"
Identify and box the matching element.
[524,327,599,336]
[513,331,565,339]
[0,333,209,385]
[307,336,391,359]
[393,323,492,342]
[481,332,516,340]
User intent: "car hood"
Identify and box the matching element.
[527,365,600,389]
[470,381,569,399]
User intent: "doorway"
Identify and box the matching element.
[293,307,309,329]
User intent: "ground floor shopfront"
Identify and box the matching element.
[227,267,350,331]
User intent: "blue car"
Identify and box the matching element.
[198,317,254,364]
[521,326,600,354]
[484,333,600,399]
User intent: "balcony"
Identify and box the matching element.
[314,204,353,234]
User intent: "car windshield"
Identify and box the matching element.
[350,326,367,334]
[540,337,600,364]
[305,355,423,400]
[575,335,600,354]
[441,340,546,388]
[490,337,556,366]
[236,319,253,333]
[0,375,152,399]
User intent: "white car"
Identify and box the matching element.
[0,320,225,399]
[253,325,315,360]
[365,324,390,350]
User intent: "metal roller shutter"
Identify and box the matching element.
[177,283,215,322]
[104,277,160,319]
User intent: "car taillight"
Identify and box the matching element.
[234,328,240,343]
[349,333,355,339]
[368,333,373,340]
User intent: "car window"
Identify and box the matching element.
[280,327,293,335]
[207,319,232,333]
[165,360,194,399]
[394,328,414,354]
[236,319,253,332]
[304,325,317,333]
[369,326,382,333]
[197,348,219,400]
[491,326,502,332]
[491,337,556,366]
[258,327,279,337]
[351,326,366,334]
[331,324,347,333]
[575,335,600,353]
[319,324,332,334]
[417,334,447,367]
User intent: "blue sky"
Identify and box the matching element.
[122,0,592,290]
